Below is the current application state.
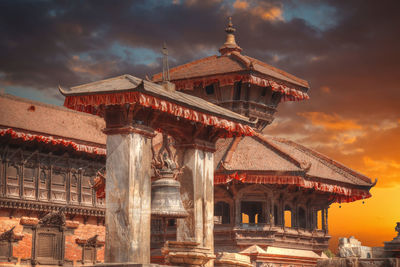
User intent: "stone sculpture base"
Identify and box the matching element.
[214,252,252,267]
[162,241,215,267]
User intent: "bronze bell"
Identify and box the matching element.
[151,176,188,219]
[151,133,188,219]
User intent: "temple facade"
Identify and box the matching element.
[151,18,374,266]
[0,19,374,267]
[0,94,107,265]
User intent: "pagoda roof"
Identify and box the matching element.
[214,134,375,203]
[60,74,255,136]
[152,52,309,90]
[0,93,106,156]
[152,18,309,102]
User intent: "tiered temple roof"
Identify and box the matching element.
[0,93,106,157]
[214,135,374,203]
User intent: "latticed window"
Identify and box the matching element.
[6,163,19,197]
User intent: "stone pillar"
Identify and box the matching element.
[177,146,215,266]
[104,126,155,263]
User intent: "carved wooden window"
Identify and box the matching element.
[83,247,95,263]
[0,227,22,263]
[81,175,93,206]
[51,170,66,202]
[32,211,66,265]
[38,170,49,200]
[214,201,230,224]
[6,163,19,197]
[23,164,36,199]
[77,235,103,264]
[0,240,10,259]
[69,174,79,203]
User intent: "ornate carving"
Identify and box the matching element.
[0,226,23,242]
[0,198,105,217]
[91,171,106,199]
[0,227,15,242]
[152,133,183,179]
[39,207,66,227]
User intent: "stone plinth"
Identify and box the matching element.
[214,252,252,267]
[105,128,154,263]
[162,241,215,267]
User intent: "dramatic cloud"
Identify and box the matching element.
[1,0,399,250]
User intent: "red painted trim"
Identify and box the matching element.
[0,128,106,156]
[214,172,371,203]
[63,91,255,137]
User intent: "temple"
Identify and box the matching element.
[0,18,374,266]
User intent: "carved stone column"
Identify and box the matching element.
[104,124,155,263]
[176,142,215,267]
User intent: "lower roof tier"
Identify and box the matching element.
[214,133,375,203]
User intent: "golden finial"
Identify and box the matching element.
[225,16,236,34]
[219,16,242,55]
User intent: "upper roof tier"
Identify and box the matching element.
[59,74,255,137]
[152,18,309,99]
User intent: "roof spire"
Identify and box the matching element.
[219,16,242,56]
[162,42,170,82]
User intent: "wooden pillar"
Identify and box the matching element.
[104,125,155,263]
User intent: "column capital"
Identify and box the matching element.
[103,124,156,138]
[176,139,216,152]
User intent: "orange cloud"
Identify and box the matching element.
[232,1,283,22]
[252,6,283,21]
[233,0,249,10]
[299,112,362,130]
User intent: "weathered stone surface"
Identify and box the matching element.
[339,236,373,258]
[176,148,215,266]
[162,241,215,267]
[214,252,252,267]
[105,133,152,263]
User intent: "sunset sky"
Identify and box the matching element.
[1,0,399,252]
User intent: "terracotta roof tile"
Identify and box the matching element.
[153,53,309,89]
[215,134,372,187]
[0,93,106,146]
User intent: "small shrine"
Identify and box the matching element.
[59,74,255,265]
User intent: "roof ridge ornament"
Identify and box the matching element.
[162,42,170,82]
[161,42,176,91]
[219,16,242,56]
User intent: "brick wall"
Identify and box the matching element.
[0,210,105,265]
